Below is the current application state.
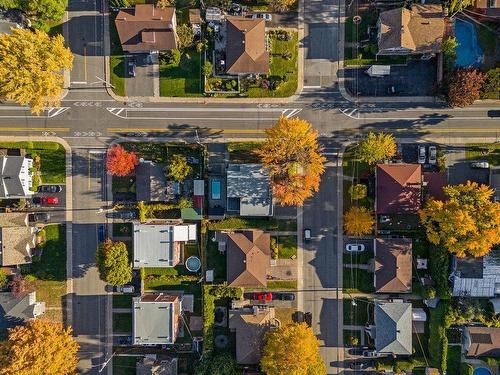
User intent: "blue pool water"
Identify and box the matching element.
[186,256,201,272]
[454,19,483,67]
[211,180,221,200]
[474,367,492,375]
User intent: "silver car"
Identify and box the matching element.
[345,244,366,252]
[471,161,489,169]
[418,145,426,164]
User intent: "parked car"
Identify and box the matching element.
[379,215,391,224]
[362,350,377,357]
[273,293,295,301]
[253,292,272,302]
[471,161,490,169]
[251,13,272,21]
[428,146,437,164]
[347,347,368,355]
[345,244,365,252]
[418,145,426,164]
[28,212,50,223]
[349,360,374,370]
[304,312,312,327]
[304,228,311,241]
[114,285,135,293]
[33,196,59,205]
[127,60,136,77]
[38,185,63,193]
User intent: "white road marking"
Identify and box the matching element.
[0,106,69,118]
[71,81,88,84]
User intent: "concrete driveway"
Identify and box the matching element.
[125,54,156,97]
[445,146,490,185]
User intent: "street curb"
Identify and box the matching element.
[336,146,345,374]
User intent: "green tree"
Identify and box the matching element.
[441,37,457,72]
[96,240,132,286]
[448,0,474,15]
[156,0,175,7]
[195,353,239,375]
[0,29,73,114]
[176,24,194,50]
[348,183,367,200]
[481,68,500,100]
[261,323,326,375]
[160,49,181,66]
[168,154,193,182]
[266,0,296,11]
[0,270,8,289]
[356,132,396,165]
[22,0,68,31]
[203,61,213,77]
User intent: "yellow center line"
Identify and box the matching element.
[107,128,267,134]
[0,127,70,132]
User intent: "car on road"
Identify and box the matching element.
[38,185,63,193]
[470,161,489,169]
[273,293,295,301]
[114,285,135,293]
[428,146,437,164]
[304,228,311,241]
[251,13,272,21]
[345,243,365,252]
[253,292,272,302]
[418,145,426,164]
[127,60,136,77]
[347,347,368,355]
[362,350,377,357]
[28,212,50,223]
[348,360,374,370]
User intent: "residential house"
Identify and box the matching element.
[473,0,500,18]
[376,163,422,215]
[217,229,270,288]
[136,357,178,375]
[463,326,500,357]
[115,4,177,54]
[451,250,500,297]
[225,17,269,75]
[371,301,412,356]
[423,171,446,201]
[132,294,181,345]
[0,155,34,199]
[226,164,273,217]
[490,166,500,202]
[136,161,168,202]
[133,223,197,268]
[377,5,445,56]
[0,9,29,35]
[374,238,412,293]
[0,291,45,336]
[0,213,36,267]
[229,305,278,364]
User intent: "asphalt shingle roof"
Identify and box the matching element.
[375,301,412,355]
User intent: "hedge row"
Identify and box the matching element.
[0,141,61,150]
[429,301,450,372]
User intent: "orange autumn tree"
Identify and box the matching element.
[0,319,79,375]
[106,144,139,176]
[257,117,326,206]
[261,323,326,375]
[344,206,375,236]
[420,181,500,257]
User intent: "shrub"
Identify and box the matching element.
[271,238,278,259]
[429,245,451,299]
[461,363,473,375]
[429,301,450,372]
[160,49,181,66]
[481,68,500,100]
[0,269,8,289]
[110,0,130,7]
[447,68,486,107]
[441,37,458,72]
[348,183,367,200]
[203,61,213,77]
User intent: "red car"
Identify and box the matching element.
[253,292,272,302]
[44,196,59,205]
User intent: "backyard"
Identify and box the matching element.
[160,49,203,97]
[21,224,66,323]
[207,217,297,231]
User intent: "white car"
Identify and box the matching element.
[418,145,426,164]
[345,244,366,252]
[362,350,377,357]
[115,285,135,293]
[428,146,437,164]
[471,161,489,169]
[251,13,272,21]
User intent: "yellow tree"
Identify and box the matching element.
[420,181,500,257]
[267,0,296,11]
[344,206,375,236]
[0,29,73,114]
[356,132,396,165]
[257,117,326,206]
[261,323,325,375]
[0,319,79,375]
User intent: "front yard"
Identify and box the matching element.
[343,268,374,294]
[113,313,132,333]
[465,143,500,166]
[272,235,297,259]
[227,141,262,163]
[21,224,66,323]
[109,13,126,97]
[160,49,203,97]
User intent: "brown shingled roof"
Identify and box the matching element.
[226,16,269,74]
[115,4,177,53]
[0,213,35,266]
[226,230,270,287]
[376,164,422,214]
[378,5,445,55]
[375,238,412,293]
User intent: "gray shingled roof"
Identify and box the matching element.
[375,301,412,355]
[226,164,272,217]
[136,162,168,202]
[0,292,45,336]
[0,156,34,198]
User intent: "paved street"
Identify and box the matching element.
[299,142,343,374]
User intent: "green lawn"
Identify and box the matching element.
[112,176,136,193]
[343,249,373,264]
[113,313,132,333]
[343,298,369,325]
[113,294,133,309]
[465,143,500,166]
[207,231,226,281]
[273,235,297,259]
[109,13,125,97]
[208,217,297,231]
[113,356,139,375]
[113,223,132,237]
[246,32,298,98]
[342,145,371,178]
[447,345,462,375]
[343,329,362,346]
[267,280,297,290]
[21,225,66,323]
[0,141,65,184]
[227,142,262,163]
[160,49,202,97]
[343,268,374,293]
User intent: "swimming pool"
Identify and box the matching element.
[473,367,492,375]
[211,180,221,200]
[454,19,483,68]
